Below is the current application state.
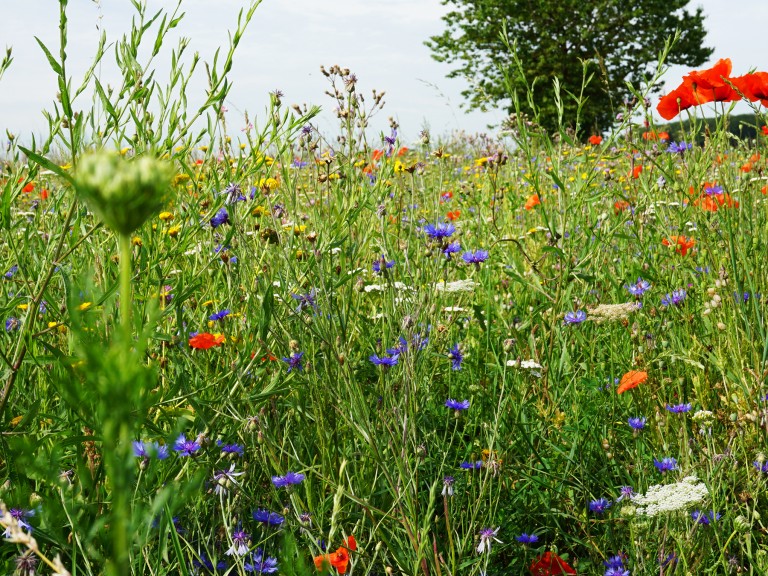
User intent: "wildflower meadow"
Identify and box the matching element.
[3,3,768,576]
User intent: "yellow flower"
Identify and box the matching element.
[9,415,23,427]
[252,205,267,217]
[474,156,489,167]
[78,302,92,311]
[119,147,131,155]
[17,304,29,311]
[173,173,190,185]
[159,211,173,221]
[131,236,143,247]
[202,300,215,308]
[259,177,279,191]
[199,146,209,152]
[167,225,181,237]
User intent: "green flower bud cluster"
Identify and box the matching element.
[75,151,175,235]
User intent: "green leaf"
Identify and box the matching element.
[19,146,74,185]
[34,36,63,75]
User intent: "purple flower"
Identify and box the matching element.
[282,351,304,373]
[460,460,483,470]
[4,265,18,279]
[564,310,587,324]
[462,249,489,265]
[445,398,470,410]
[222,182,245,204]
[442,476,455,496]
[604,568,629,576]
[753,461,768,473]
[604,555,626,570]
[661,289,686,307]
[370,353,398,367]
[252,509,284,526]
[448,344,463,370]
[704,184,723,196]
[5,509,33,536]
[442,241,461,258]
[668,141,692,154]
[515,533,539,545]
[5,317,20,332]
[617,486,635,501]
[691,510,721,525]
[292,289,318,313]
[628,417,647,430]
[653,457,678,473]
[476,527,501,554]
[210,207,230,228]
[272,471,305,488]
[220,442,245,456]
[133,440,169,460]
[626,277,651,297]
[212,465,245,496]
[226,526,251,556]
[244,548,279,573]
[589,498,611,514]
[666,403,692,414]
[173,434,201,457]
[209,309,231,322]
[423,222,455,240]
[372,256,395,274]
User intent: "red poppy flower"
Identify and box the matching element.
[662,235,695,256]
[617,370,648,394]
[529,552,577,575]
[397,147,408,156]
[684,58,738,104]
[613,200,630,214]
[371,149,385,162]
[446,210,460,221]
[588,135,602,145]
[188,332,225,350]
[732,72,768,106]
[657,84,698,120]
[762,126,768,136]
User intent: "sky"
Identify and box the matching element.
[0,0,766,145]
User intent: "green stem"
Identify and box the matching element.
[119,234,133,342]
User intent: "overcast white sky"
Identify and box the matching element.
[1,0,766,144]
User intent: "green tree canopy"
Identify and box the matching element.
[426,0,713,135]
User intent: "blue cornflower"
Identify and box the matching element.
[653,457,678,473]
[384,128,397,147]
[5,509,33,535]
[423,222,456,240]
[252,509,284,526]
[628,417,647,430]
[222,182,246,204]
[442,241,461,258]
[210,207,230,228]
[460,460,483,470]
[386,336,409,356]
[5,317,20,332]
[661,289,686,307]
[691,510,721,525]
[704,184,723,196]
[667,141,692,154]
[515,533,539,545]
[445,398,470,410]
[193,553,228,572]
[173,434,201,457]
[625,277,651,297]
[666,402,692,413]
[372,256,395,274]
[245,548,279,573]
[292,289,318,313]
[220,442,245,457]
[291,159,309,169]
[370,353,398,367]
[589,498,611,514]
[617,486,635,501]
[272,471,305,488]
[564,310,587,324]
[604,568,629,576]
[754,461,768,473]
[133,440,169,460]
[462,249,489,265]
[282,351,304,373]
[442,476,455,496]
[4,265,18,279]
[448,344,463,370]
[209,309,231,322]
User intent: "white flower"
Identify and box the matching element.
[632,476,709,517]
[434,279,478,293]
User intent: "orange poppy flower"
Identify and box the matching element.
[313,541,355,574]
[397,146,409,156]
[613,200,630,214]
[588,135,603,145]
[188,332,225,350]
[446,210,460,221]
[762,126,768,136]
[371,149,385,162]
[617,370,648,394]
[629,165,642,179]
[695,193,738,212]
[524,194,541,210]
[662,235,695,256]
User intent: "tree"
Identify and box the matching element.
[426,0,713,135]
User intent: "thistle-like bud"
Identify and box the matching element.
[75,151,175,236]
